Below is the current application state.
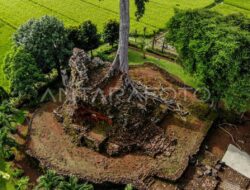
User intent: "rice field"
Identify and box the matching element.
[224,0,250,11]
[212,1,250,17]
[0,0,215,89]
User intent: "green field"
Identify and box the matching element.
[212,1,250,17]
[0,0,249,90]
[224,0,250,11]
[0,0,214,90]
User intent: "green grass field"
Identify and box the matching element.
[0,0,214,90]
[212,1,250,17]
[224,0,250,11]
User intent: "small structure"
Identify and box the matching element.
[222,144,250,179]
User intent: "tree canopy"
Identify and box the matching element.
[167,10,250,112]
[13,15,72,76]
[78,20,100,54]
[0,87,8,103]
[103,20,119,47]
[4,47,44,101]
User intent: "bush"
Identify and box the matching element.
[4,47,44,102]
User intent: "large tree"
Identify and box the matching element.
[14,16,72,79]
[166,10,250,112]
[110,0,149,77]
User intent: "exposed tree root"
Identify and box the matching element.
[218,126,242,150]
[58,48,188,157]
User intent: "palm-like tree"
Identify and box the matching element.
[58,176,93,190]
[15,176,30,190]
[35,170,64,190]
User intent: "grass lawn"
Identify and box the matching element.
[128,49,199,88]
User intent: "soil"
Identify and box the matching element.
[206,115,250,190]
[25,64,215,189]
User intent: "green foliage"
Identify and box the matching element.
[78,20,101,53]
[35,170,64,190]
[35,171,93,190]
[0,101,25,131]
[13,15,72,74]
[224,76,250,113]
[58,176,93,190]
[4,47,44,101]
[125,184,133,190]
[0,102,28,189]
[14,176,29,190]
[0,102,25,159]
[167,9,250,112]
[67,26,80,47]
[0,128,16,160]
[103,20,119,47]
[0,160,29,190]
[0,87,8,103]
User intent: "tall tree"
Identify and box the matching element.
[103,20,119,47]
[78,20,100,57]
[166,10,250,112]
[110,0,149,77]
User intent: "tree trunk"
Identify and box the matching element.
[111,0,130,75]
